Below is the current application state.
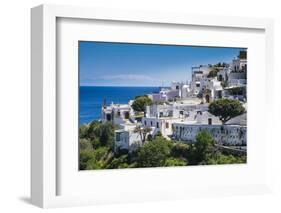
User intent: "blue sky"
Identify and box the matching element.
[79,41,243,87]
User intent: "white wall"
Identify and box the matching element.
[0,0,281,212]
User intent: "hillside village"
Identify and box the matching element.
[101,50,247,154]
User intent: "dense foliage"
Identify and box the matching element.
[207,63,227,78]
[207,67,220,78]
[79,123,246,170]
[131,95,153,112]
[208,99,245,124]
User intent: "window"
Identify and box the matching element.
[166,122,169,128]
[157,122,159,128]
[106,113,111,121]
[218,91,222,98]
[144,120,147,126]
[124,111,130,119]
[116,133,121,141]
[151,121,153,126]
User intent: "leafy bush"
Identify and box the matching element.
[205,153,246,165]
[132,95,152,112]
[79,138,93,151]
[137,137,172,167]
[193,130,216,162]
[164,157,187,167]
[171,142,190,159]
[79,124,89,138]
[79,150,96,170]
[84,147,113,170]
[107,155,129,169]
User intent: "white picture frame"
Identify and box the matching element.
[31,4,274,208]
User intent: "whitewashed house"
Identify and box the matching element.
[102,103,135,125]
[148,81,192,102]
[114,123,143,153]
[210,50,248,101]
[142,116,182,139]
[142,99,209,138]
[190,66,212,96]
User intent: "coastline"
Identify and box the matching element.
[79,86,160,125]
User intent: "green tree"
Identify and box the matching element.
[79,138,93,151]
[107,154,130,169]
[193,130,216,163]
[171,142,190,159]
[84,147,114,170]
[79,150,95,170]
[137,137,172,167]
[93,122,115,148]
[79,124,89,138]
[207,67,220,78]
[208,99,245,124]
[90,139,101,149]
[132,95,152,112]
[87,120,101,140]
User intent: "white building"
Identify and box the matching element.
[142,116,182,139]
[115,129,141,152]
[102,103,135,125]
[181,84,192,99]
[189,64,234,103]
[173,113,247,145]
[190,66,212,96]
[142,100,210,138]
[200,78,223,103]
[219,50,247,101]
[148,81,192,102]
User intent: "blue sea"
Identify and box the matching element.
[80,86,160,125]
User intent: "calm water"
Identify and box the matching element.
[80,86,160,125]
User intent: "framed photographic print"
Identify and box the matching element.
[78,41,248,170]
[31,4,274,208]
